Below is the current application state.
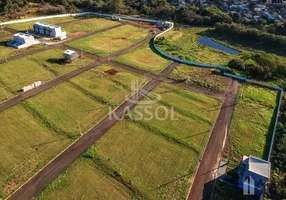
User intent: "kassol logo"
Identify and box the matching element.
[109,79,178,121]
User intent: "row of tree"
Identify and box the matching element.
[214,23,286,53]
[0,0,232,26]
[228,52,286,80]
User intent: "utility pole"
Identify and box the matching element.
[2,86,8,100]
[78,120,82,136]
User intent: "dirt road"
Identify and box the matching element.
[6,62,178,200]
[0,32,157,112]
[187,80,239,200]
[0,23,123,64]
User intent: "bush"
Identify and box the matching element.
[228,59,245,70]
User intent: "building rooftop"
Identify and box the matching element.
[243,155,271,178]
[64,50,76,55]
[14,33,34,38]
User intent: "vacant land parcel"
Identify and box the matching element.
[61,17,120,37]
[67,25,150,56]
[115,44,172,74]
[69,64,148,106]
[37,158,133,200]
[38,83,221,200]
[225,85,277,170]
[0,105,73,198]
[169,65,231,92]
[0,48,93,99]
[6,16,78,32]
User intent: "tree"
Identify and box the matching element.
[232,12,241,23]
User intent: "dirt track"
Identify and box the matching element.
[6,62,178,200]
[0,32,157,112]
[187,80,239,200]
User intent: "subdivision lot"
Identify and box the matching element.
[24,82,109,136]
[67,25,150,56]
[0,48,93,98]
[6,16,77,31]
[114,43,172,74]
[0,105,73,198]
[36,82,221,200]
[225,85,277,170]
[69,64,148,106]
[37,158,133,200]
[169,65,230,92]
[61,17,120,37]
[95,83,220,199]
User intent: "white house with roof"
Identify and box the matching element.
[238,155,271,197]
[33,22,67,40]
[7,33,40,49]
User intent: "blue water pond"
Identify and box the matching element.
[198,37,240,55]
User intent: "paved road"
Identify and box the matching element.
[111,61,225,98]
[7,62,178,200]
[0,32,157,112]
[187,80,239,200]
[0,23,124,64]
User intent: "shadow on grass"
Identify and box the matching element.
[151,172,193,191]
[184,130,210,139]
[262,91,281,160]
[30,135,78,148]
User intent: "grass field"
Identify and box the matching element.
[169,65,230,92]
[114,44,172,74]
[37,82,221,200]
[225,85,277,170]
[6,16,77,31]
[37,158,133,200]
[0,48,93,95]
[0,30,10,37]
[96,120,198,199]
[67,25,150,56]
[69,64,148,106]
[61,17,119,37]
[94,83,220,199]
[0,32,45,61]
[156,27,236,66]
[25,82,109,136]
[0,105,73,198]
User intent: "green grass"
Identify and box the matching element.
[25,82,109,136]
[156,27,236,66]
[128,83,221,152]
[69,64,148,106]
[92,83,221,199]
[0,48,93,94]
[6,16,77,31]
[226,85,277,170]
[169,65,230,92]
[37,158,133,200]
[61,17,119,36]
[0,105,73,198]
[96,120,198,199]
[67,25,150,56]
[0,34,44,61]
[0,30,10,37]
[114,44,172,74]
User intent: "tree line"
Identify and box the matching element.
[0,0,232,26]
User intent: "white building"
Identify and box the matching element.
[63,50,79,63]
[33,22,67,40]
[7,33,39,49]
